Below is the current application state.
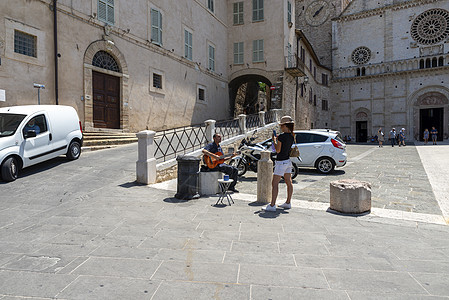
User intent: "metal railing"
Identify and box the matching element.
[265,110,276,124]
[215,118,240,140]
[154,124,206,162]
[246,114,260,131]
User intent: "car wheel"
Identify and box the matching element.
[279,163,298,180]
[291,163,299,180]
[67,141,81,160]
[229,157,247,177]
[1,157,19,182]
[316,157,335,174]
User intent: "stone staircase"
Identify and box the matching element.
[82,131,138,151]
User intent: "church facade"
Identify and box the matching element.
[331,0,449,141]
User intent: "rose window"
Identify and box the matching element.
[351,46,371,65]
[411,9,449,45]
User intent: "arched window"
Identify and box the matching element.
[356,68,361,76]
[361,67,366,76]
[439,57,444,67]
[432,57,438,68]
[425,58,431,68]
[419,59,424,69]
[92,51,121,72]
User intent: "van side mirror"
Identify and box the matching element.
[25,130,37,138]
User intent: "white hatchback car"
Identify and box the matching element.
[0,105,83,182]
[291,129,347,174]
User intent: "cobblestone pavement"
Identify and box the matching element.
[236,144,442,215]
[1,143,449,299]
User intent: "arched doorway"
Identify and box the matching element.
[354,109,371,142]
[92,51,121,128]
[416,92,448,141]
[229,74,273,117]
[83,40,129,131]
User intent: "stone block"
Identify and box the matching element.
[199,171,223,195]
[329,179,371,214]
[257,151,273,204]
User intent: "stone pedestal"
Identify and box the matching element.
[259,111,265,127]
[136,130,157,184]
[238,114,247,135]
[257,151,273,204]
[204,119,216,143]
[199,171,223,195]
[330,179,371,214]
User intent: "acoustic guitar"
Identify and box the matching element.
[204,152,237,169]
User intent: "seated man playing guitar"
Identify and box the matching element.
[202,133,239,193]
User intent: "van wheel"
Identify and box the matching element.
[1,157,19,182]
[316,157,335,174]
[67,141,81,160]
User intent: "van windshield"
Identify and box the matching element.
[0,113,26,137]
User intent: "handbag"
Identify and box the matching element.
[289,145,300,157]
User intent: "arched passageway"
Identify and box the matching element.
[229,74,272,117]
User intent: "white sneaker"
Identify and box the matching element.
[278,203,291,209]
[262,204,276,212]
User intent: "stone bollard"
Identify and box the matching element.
[259,111,265,127]
[329,179,371,214]
[136,130,157,184]
[204,119,216,143]
[257,151,273,204]
[238,114,247,135]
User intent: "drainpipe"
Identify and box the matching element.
[295,35,302,122]
[53,0,59,105]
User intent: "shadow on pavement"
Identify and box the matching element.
[298,169,346,176]
[254,208,289,218]
[248,201,265,207]
[163,197,189,204]
[1,157,70,184]
[326,207,371,217]
[119,181,146,188]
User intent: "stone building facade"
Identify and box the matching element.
[1,0,331,133]
[0,0,228,132]
[331,0,449,141]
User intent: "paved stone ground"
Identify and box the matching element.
[1,143,449,299]
[234,144,441,215]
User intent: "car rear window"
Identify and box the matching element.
[296,133,328,143]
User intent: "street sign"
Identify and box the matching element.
[270,86,275,90]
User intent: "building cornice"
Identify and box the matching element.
[333,0,440,22]
[332,65,449,83]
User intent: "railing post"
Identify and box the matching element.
[205,119,216,143]
[272,109,282,123]
[238,114,247,135]
[136,130,157,185]
[259,111,266,127]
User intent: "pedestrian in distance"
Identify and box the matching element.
[263,116,295,212]
[431,126,438,145]
[423,128,429,145]
[202,133,239,192]
[399,128,406,147]
[377,127,384,147]
[389,128,396,147]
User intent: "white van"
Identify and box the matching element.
[0,105,83,182]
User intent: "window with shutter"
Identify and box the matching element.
[208,45,215,71]
[151,9,162,45]
[233,2,244,25]
[252,0,264,22]
[98,0,114,25]
[208,0,214,13]
[234,42,244,64]
[252,39,264,62]
[288,1,292,23]
[185,30,193,60]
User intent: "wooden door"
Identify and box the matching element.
[93,71,120,129]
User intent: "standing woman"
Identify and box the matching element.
[423,128,429,145]
[263,116,295,212]
[377,127,384,147]
[431,126,438,145]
